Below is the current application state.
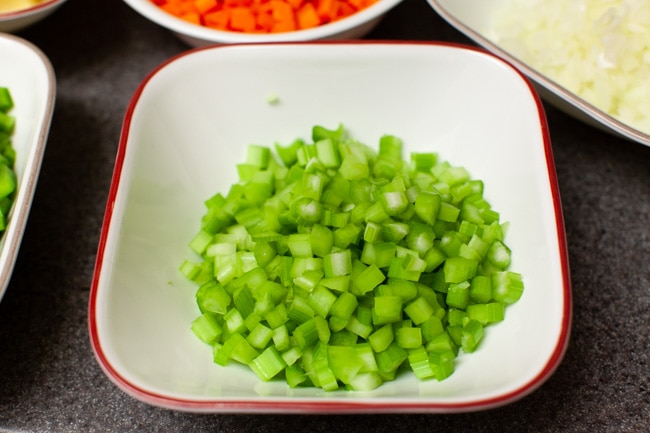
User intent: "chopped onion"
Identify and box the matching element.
[490,0,650,135]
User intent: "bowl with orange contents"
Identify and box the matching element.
[122,0,403,46]
[0,0,68,33]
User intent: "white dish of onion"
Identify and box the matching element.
[428,0,650,147]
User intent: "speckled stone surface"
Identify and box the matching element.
[0,0,648,431]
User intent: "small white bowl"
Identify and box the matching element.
[122,0,403,46]
[0,0,68,33]
[89,41,571,413]
[427,0,650,147]
[0,33,55,304]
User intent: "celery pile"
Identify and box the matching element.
[180,124,523,391]
[0,87,17,234]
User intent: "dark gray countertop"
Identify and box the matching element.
[0,0,649,431]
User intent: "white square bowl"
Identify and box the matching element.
[0,34,55,304]
[89,41,571,413]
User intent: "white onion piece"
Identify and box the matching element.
[490,0,650,135]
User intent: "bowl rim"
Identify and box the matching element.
[0,33,56,304]
[122,0,404,43]
[427,0,650,148]
[88,40,572,414]
[0,0,66,19]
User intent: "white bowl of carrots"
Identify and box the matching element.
[122,0,404,46]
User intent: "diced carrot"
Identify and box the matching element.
[256,9,274,32]
[333,0,355,19]
[346,0,363,9]
[194,0,218,14]
[284,0,302,11]
[296,2,320,29]
[270,0,294,23]
[229,7,256,31]
[204,9,230,29]
[180,11,202,24]
[224,0,252,8]
[271,19,297,32]
[161,2,194,16]
[316,0,334,20]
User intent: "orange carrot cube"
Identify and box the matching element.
[204,9,230,29]
[296,2,320,29]
[229,7,256,31]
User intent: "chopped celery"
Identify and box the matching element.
[0,88,16,234]
[181,123,524,391]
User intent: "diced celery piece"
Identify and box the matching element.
[368,324,394,352]
[0,112,15,134]
[323,249,352,277]
[247,323,273,349]
[354,343,378,373]
[445,281,471,310]
[414,190,441,226]
[328,345,363,384]
[285,364,308,388]
[430,350,455,381]
[426,332,458,355]
[492,271,524,304]
[196,280,231,315]
[447,308,468,327]
[293,318,319,349]
[375,343,408,375]
[308,285,337,318]
[189,229,213,255]
[347,372,384,391]
[224,308,246,334]
[330,292,358,320]
[469,275,492,303]
[411,152,437,172]
[408,346,436,380]
[281,345,303,366]
[461,319,484,353]
[395,326,422,349]
[329,329,358,346]
[404,296,434,325]
[420,315,444,342]
[372,296,402,325]
[487,240,512,269]
[271,325,291,351]
[233,285,255,318]
[443,256,478,283]
[345,315,373,339]
[0,88,14,112]
[191,313,222,344]
[0,165,16,199]
[466,302,505,325]
[360,241,396,268]
[249,346,286,381]
[352,264,385,295]
[310,224,333,257]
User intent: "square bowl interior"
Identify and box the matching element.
[90,41,570,413]
[0,34,55,304]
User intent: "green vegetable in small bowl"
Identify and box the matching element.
[179,123,524,391]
